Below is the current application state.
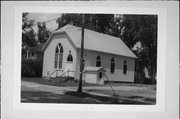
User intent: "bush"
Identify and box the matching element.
[134,71,145,84]
[21,59,43,77]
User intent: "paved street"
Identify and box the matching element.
[21,79,156,104]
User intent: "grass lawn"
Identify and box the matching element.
[21,90,118,104]
[22,77,103,87]
[21,77,156,104]
[21,77,156,88]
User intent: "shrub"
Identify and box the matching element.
[21,59,43,77]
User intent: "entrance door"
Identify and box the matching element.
[65,50,74,77]
[65,62,74,77]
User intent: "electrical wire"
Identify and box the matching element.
[33,16,61,26]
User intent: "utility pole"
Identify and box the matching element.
[77,14,85,93]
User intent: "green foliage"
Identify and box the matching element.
[37,22,51,43]
[56,14,114,34]
[21,59,43,77]
[22,12,37,47]
[121,15,157,82]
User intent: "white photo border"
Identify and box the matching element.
[13,6,166,112]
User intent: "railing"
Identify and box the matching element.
[58,69,70,83]
[47,69,63,80]
[47,69,75,84]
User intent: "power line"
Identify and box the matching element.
[33,16,61,26]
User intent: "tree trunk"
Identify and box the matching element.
[150,65,156,84]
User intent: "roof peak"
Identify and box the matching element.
[45,24,137,58]
[56,24,119,39]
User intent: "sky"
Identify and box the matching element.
[27,13,62,33]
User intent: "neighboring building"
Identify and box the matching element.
[42,24,137,83]
[21,43,45,77]
[22,43,44,61]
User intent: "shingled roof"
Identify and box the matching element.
[42,24,137,58]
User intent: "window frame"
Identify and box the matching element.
[96,56,101,67]
[54,43,63,69]
[123,60,127,75]
[67,50,73,62]
[110,58,115,74]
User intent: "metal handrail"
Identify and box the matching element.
[58,69,70,83]
[48,69,63,80]
[47,69,75,84]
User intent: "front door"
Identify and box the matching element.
[65,62,74,77]
[65,50,74,77]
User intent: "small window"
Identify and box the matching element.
[123,60,127,74]
[67,50,73,61]
[110,58,115,73]
[96,56,101,67]
[31,52,34,57]
[99,72,102,79]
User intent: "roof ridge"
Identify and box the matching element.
[45,24,137,58]
[85,28,121,42]
[64,24,122,43]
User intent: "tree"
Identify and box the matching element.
[120,15,157,83]
[56,14,114,34]
[56,14,82,29]
[37,22,51,43]
[22,12,37,47]
[107,14,124,37]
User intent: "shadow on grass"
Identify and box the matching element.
[64,91,154,105]
[21,90,119,104]
[21,91,155,104]
[126,96,144,99]
[65,91,120,104]
[21,91,64,103]
[123,96,156,105]
[144,97,156,102]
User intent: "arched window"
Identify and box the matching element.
[110,58,115,73]
[123,60,127,74]
[54,43,63,69]
[54,47,59,68]
[99,72,102,79]
[67,50,73,61]
[96,56,101,67]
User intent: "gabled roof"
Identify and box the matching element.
[42,24,137,58]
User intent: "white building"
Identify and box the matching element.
[42,24,137,83]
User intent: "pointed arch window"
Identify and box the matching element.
[123,60,127,74]
[110,58,115,73]
[67,50,73,61]
[54,43,63,69]
[96,56,101,67]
